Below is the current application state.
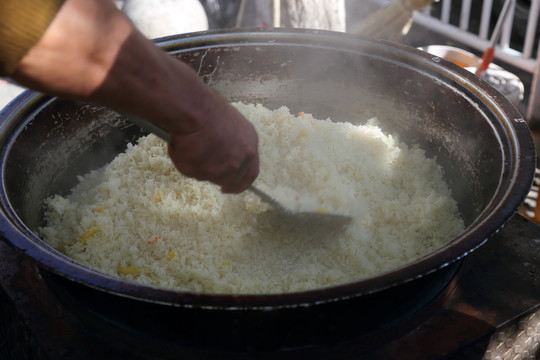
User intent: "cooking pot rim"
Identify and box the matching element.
[0,28,535,309]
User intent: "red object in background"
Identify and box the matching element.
[475,47,495,77]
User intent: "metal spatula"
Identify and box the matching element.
[126,114,352,229]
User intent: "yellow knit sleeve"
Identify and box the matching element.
[0,0,66,76]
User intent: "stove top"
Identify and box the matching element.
[0,215,539,360]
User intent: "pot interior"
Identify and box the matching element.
[0,29,534,306]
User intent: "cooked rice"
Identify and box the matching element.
[39,102,464,294]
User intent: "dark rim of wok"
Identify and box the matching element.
[0,28,535,309]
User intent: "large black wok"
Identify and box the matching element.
[0,29,535,356]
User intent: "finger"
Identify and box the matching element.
[219,154,259,194]
[168,142,247,186]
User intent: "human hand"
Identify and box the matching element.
[167,99,259,194]
[7,0,259,193]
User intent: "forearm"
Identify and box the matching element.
[8,0,259,192]
[88,28,219,135]
[10,0,211,135]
